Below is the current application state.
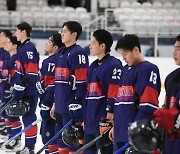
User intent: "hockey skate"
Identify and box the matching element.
[16,146,35,154]
[5,137,21,152]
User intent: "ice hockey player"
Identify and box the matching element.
[83,29,123,154]
[50,21,89,153]
[0,36,22,151]
[0,30,11,144]
[36,33,64,154]
[13,22,39,154]
[154,34,180,154]
[109,34,161,153]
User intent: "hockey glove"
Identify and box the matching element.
[36,81,45,95]
[4,90,13,103]
[99,117,113,136]
[68,75,76,90]
[13,78,30,101]
[154,108,179,132]
[69,98,83,123]
[13,84,26,101]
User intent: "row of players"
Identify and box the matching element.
[0,21,179,154]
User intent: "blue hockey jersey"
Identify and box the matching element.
[0,48,10,74]
[54,44,89,114]
[114,61,161,142]
[1,54,17,100]
[84,55,123,134]
[164,68,180,154]
[39,54,56,107]
[15,41,39,96]
[0,48,10,100]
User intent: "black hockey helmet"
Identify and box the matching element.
[128,119,162,153]
[125,146,139,154]
[62,124,84,147]
[5,99,30,117]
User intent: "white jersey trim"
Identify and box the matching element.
[86,95,105,100]
[25,135,37,139]
[139,103,159,109]
[45,84,55,90]
[15,71,24,75]
[114,101,134,105]
[55,81,68,84]
[11,125,22,130]
[27,72,38,76]
[76,81,87,84]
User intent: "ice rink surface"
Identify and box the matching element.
[0,56,178,154]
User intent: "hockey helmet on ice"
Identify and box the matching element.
[5,99,30,117]
[128,119,162,153]
[62,124,84,146]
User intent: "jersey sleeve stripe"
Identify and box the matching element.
[75,68,87,81]
[140,86,159,105]
[24,62,38,74]
[108,84,119,98]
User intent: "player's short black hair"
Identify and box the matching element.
[1,30,12,37]
[62,21,82,40]
[8,36,21,47]
[93,29,113,53]
[17,22,32,37]
[50,33,65,49]
[115,34,141,52]
[175,34,180,42]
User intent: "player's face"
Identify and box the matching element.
[89,36,103,56]
[6,39,16,52]
[45,37,54,53]
[0,32,8,48]
[173,41,180,65]
[15,28,23,42]
[119,48,138,66]
[61,26,74,45]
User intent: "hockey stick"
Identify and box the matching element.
[0,77,31,114]
[0,97,14,114]
[36,119,72,154]
[74,129,110,154]
[4,117,42,145]
[114,143,130,154]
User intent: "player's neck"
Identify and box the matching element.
[65,40,76,47]
[134,55,145,65]
[49,50,56,56]
[9,49,17,57]
[97,52,106,60]
[21,37,30,44]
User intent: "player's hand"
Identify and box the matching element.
[69,98,83,123]
[13,84,25,101]
[154,108,179,131]
[50,103,56,120]
[109,126,114,141]
[99,117,113,136]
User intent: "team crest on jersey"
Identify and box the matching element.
[88,82,103,96]
[55,67,71,80]
[116,86,135,102]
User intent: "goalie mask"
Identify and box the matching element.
[62,124,84,146]
[128,119,162,153]
[5,99,30,117]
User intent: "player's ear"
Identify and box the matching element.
[53,45,58,50]
[100,43,105,50]
[133,46,140,53]
[72,32,77,39]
